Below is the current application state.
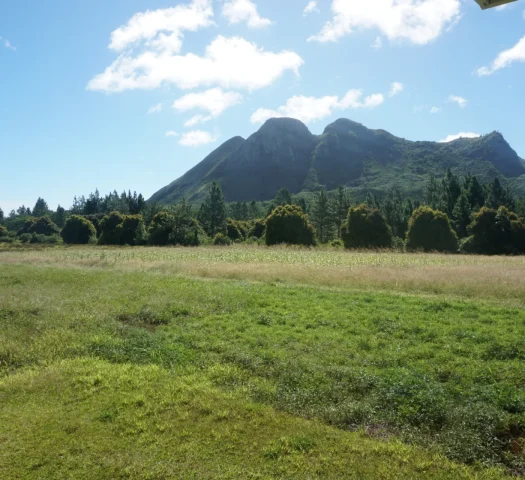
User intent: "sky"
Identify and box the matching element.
[1,0,525,213]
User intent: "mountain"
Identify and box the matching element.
[149,118,525,204]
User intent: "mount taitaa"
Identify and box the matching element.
[150,118,525,203]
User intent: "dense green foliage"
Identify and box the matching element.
[148,202,203,247]
[342,204,393,249]
[60,215,97,244]
[98,212,147,246]
[213,232,232,246]
[462,207,525,255]
[198,181,227,237]
[406,207,459,253]
[265,205,316,246]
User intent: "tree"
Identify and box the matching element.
[0,225,8,237]
[226,219,245,242]
[32,198,50,218]
[0,207,4,224]
[383,186,410,238]
[84,190,102,215]
[406,207,458,253]
[265,205,316,246]
[311,189,333,243]
[452,193,471,239]
[425,175,441,210]
[248,201,261,219]
[462,206,525,255]
[54,205,67,228]
[98,212,147,245]
[148,202,203,246]
[28,217,60,236]
[198,181,227,237]
[330,185,351,239]
[464,175,485,211]
[61,216,97,244]
[342,205,393,249]
[275,188,292,206]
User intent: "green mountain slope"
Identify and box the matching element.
[150,118,525,203]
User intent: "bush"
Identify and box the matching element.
[83,214,106,237]
[148,211,204,247]
[249,219,266,239]
[213,233,232,246]
[19,233,33,244]
[0,236,14,244]
[28,233,63,244]
[29,217,60,236]
[99,212,147,246]
[61,215,97,245]
[226,219,245,242]
[265,205,316,246]
[461,206,525,255]
[0,225,7,237]
[406,207,458,253]
[329,239,344,248]
[342,205,393,249]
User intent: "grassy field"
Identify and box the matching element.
[1,245,525,479]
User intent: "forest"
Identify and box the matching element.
[1,170,525,255]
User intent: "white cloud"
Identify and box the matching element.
[476,35,525,76]
[173,87,243,125]
[109,0,214,53]
[371,36,383,49]
[1,36,16,51]
[309,0,461,45]
[179,130,218,146]
[222,0,272,28]
[439,132,481,143]
[147,103,163,114]
[448,95,467,108]
[304,1,320,15]
[88,35,303,93]
[389,82,404,97]
[165,130,179,137]
[251,88,384,124]
[430,106,441,114]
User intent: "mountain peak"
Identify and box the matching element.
[323,118,371,137]
[258,117,312,137]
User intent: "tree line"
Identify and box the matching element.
[1,172,524,254]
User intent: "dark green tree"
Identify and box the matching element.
[84,190,102,215]
[149,201,203,246]
[311,189,333,243]
[452,193,471,239]
[32,197,50,218]
[441,169,462,216]
[0,207,4,224]
[265,204,316,246]
[462,206,525,255]
[53,205,67,228]
[383,186,409,238]
[98,212,147,245]
[275,188,292,206]
[464,174,485,211]
[198,181,227,237]
[61,216,97,244]
[28,217,60,236]
[330,185,351,239]
[425,175,441,210]
[342,205,392,249]
[406,207,458,253]
[248,201,261,219]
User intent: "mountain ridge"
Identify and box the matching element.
[149,118,525,204]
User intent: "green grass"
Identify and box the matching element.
[1,246,525,478]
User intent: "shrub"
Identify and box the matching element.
[148,211,204,247]
[28,233,63,244]
[28,217,60,236]
[99,212,147,246]
[406,207,458,253]
[342,205,393,249]
[0,225,7,237]
[0,236,14,244]
[329,239,344,248]
[461,206,525,255]
[249,219,266,239]
[83,214,106,237]
[226,219,245,242]
[213,233,232,246]
[265,205,316,246]
[61,215,97,244]
[19,233,33,244]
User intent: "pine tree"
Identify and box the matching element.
[32,197,49,217]
[465,175,485,211]
[452,193,471,239]
[54,205,67,228]
[425,175,441,210]
[198,181,227,237]
[248,201,260,219]
[0,207,4,224]
[275,188,292,205]
[441,169,462,217]
[311,188,332,243]
[330,185,351,238]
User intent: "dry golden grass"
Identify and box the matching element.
[2,244,525,303]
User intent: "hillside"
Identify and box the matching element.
[149,118,525,204]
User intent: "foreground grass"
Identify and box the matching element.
[2,359,503,479]
[1,246,525,478]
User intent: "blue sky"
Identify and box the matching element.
[1,0,525,212]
